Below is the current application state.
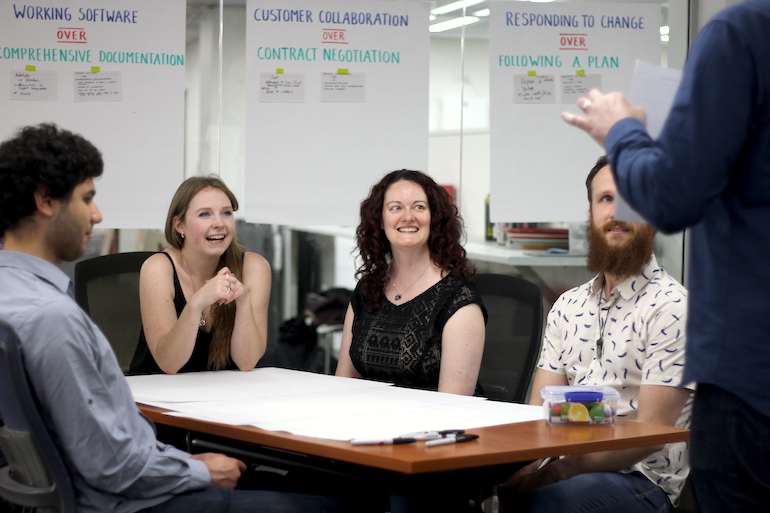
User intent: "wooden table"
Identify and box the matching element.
[139,403,688,475]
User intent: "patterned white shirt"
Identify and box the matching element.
[538,254,692,503]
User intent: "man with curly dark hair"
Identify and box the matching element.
[0,123,103,253]
[0,124,348,513]
[336,169,487,396]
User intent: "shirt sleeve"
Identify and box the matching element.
[21,299,210,499]
[607,17,755,233]
[442,279,489,327]
[638,285,689,387]
[537,294,567,375]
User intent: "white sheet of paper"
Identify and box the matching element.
[259,73,305,103]
[127,368,543,441]
[9,70,57,101]
[74,71,122,102]
[613,60,683,222]
[560,74,601,104]
[320,72,365,102]
[628,60,683,138]
[129,367,389,405]
[513,75,555,104]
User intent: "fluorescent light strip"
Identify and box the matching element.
[472,8,490,17]
[431,0,485,16]
[429,16,480,33]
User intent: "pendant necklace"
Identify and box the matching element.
[392,262,431,301]
[596,292,619,360]
[181,252,207,327]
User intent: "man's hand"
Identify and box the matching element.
[500,458,564,496]
[190,453,246,490]
[561,89,646,147]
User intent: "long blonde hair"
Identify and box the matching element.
[165,175,244,370]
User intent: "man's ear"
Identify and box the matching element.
[33,186,58,218]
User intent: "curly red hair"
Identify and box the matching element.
[355,170,475,307]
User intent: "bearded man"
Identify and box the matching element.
[497,156,693,513]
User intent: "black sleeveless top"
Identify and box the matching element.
[129,252,235,374]
[349,274,487,391]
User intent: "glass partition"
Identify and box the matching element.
[179,0,690,317]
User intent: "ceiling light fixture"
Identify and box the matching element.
[431,0,485,16]
[429,16,480,33]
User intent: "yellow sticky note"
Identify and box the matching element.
[276,68,284,74]
[527,70,536,76]
[338,69,349,75]
[25,65,36,71]
[91,67,100,73]
[576,70,585,76]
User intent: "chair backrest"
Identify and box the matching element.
[0,320,77,513]
[476,274,544,403]
[74,252,155,374]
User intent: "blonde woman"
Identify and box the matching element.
[130,176,270,374]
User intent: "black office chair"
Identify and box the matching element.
[476,273,544,403]
[0,320,77,513]
[74,252,155,374]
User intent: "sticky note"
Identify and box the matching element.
[576,70,585,76]
[91,67,100,73]
[25,65,36,71]
[276,68,284,74]
[337,69,349,75]
[527,70,536,76]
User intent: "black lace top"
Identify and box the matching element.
[349,274,486,391]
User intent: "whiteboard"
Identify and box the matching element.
[0,0,186,229]
[244,0,430,226]
[489,1,660,223]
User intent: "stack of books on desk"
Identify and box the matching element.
[505,227,569,251]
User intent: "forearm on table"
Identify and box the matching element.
[149,307,206,374]
[229,296,266,370]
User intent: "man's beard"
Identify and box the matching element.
[586,218,656,278]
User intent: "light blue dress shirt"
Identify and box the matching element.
[0,250,209,513]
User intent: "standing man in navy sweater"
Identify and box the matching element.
[562,1,770,511]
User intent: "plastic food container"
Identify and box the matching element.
[540,386,619,426]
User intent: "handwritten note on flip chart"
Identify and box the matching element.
[9,70,57,101]
[320,72,365,102]
[560,74,602,104]
[260,73,305,103]
[74,71,121,102]
[513,75,555,104]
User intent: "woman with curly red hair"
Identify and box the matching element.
[336,169,486,395]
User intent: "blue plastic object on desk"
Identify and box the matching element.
[565,391,604,402]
